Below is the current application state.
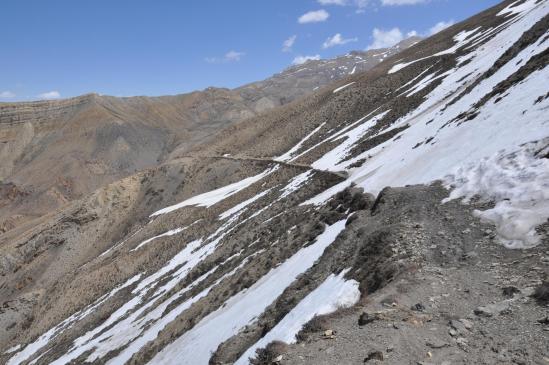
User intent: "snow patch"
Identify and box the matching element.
[279,171,314,199]
[497,0,539,17]
[4,345,21,355]
[389,28,482,74]
[151,166,278,216]
[312,110,390,171]
[443,140,549,249]
[7,274,142,365]
[275,123,326,162]
[131,227,185,251]
[148,219,348,365]
[333,82,355,93]
[235,270,360,365]
[219,189,271,220]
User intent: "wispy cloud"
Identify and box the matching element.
[317,0,375,14]
[38,91,60,99]
[367,28,404,49]
[298,10,330,24]
[355,0,370,10]
[205,50,245,64]
[318,0,347,5]
[428,20,455,35]
[381,0,428,5]
[322,33,358,49]
[0,91,16,99]
[225,50,244,61]
[282,35,297,52]
[292,55,321,65]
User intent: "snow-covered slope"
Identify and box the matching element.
[2,1,548,364]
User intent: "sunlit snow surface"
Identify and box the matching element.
[6,274,143,365]
[150,166,279,216]
[148,220,348,365]
[234,270,360,365]
[333,81,355,93]
[274,123,326,162]
[444,140,549,248]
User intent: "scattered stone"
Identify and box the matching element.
[426,339,448,349]
[531,281,549,305]
[474,301,511,317]
[502,286,521,298]
[411,303,426,312]
[456,337,468,348]
[449,328,458,337]
[364,351,384,362]
[459,318,474,330]
[358,312,376,326]
[323,329,335,339]
[273,355,283,363]
[449,319,467,334]
[464,251,479,260]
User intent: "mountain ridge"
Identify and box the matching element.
[0,38,420,235]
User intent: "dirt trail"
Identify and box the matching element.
[175,154,349,179]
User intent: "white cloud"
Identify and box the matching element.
[367,27,404,49]
[428,20,455,35]
[318,0,347,5]
[381,0,428,5]
[38,91,60,99]
[361,20,451,51]
[322,33,358,49]
[205,50,245,63]
[282,35,297,52]
[298,9,330,24]
[292,55,321,65]
[316,0,370,13]
[0,91,16,99]
[225,50,244,61]
[355,0,370,8]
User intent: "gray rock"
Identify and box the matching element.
[459,318,474,330]
[426,339,448,349]
[474,301,511,317]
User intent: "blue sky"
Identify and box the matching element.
[1,0,500,101]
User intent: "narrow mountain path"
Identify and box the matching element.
[175,154,349,179]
